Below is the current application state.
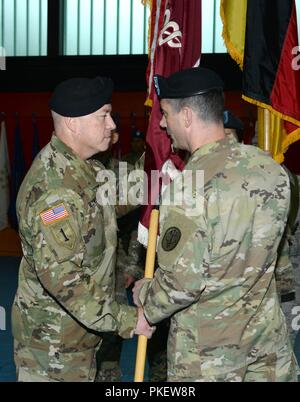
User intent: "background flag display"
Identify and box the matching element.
[242,0,300,162]
[139,0,201,245]
[0,121,10,231]
[221,0,300,163]
[220,0,247,69]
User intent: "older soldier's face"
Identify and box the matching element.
[160,99,186,150]
[77,104,116,158]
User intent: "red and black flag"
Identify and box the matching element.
[242,0,300,161]
[221,0,300,161]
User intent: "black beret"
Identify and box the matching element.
[49,76,113,117]
[223,110,244,131]
[154,67,223,99]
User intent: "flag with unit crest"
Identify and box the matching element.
[139,0,202,245]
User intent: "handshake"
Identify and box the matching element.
[132,279,156,339]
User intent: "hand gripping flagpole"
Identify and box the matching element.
[134,208,159,382]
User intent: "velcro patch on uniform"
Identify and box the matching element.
[40,204,69,225]
[162,227,182,251]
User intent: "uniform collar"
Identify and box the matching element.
[186,134,237,167]
[50,134,98,188]
[51,133,76,156]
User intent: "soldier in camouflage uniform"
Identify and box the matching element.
[223,110,300,347]
[12,76,153,382]
[133,67,298,382]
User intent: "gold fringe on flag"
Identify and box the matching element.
[141,0,152,6]
[220,0,248,70]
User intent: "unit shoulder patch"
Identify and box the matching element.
[161,227,182,251]
[49,220,77,251]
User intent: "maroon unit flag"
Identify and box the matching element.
[139,0,201,245]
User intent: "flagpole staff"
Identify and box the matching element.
[134,208,159,382]
[263,108,271,153]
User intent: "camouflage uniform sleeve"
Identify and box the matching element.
[28,189,137,338]
[138,207,207,324]
[275,168,298,302]
[275,231,295,301]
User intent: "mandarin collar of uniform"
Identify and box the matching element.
[50,133,98,188]
[186,134,238,167]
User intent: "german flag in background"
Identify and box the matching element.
[221,0,300,163]
[221,0,247,69]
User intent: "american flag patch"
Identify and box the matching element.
[40,204,69,225]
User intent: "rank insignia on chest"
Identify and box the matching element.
[40,204,69,225]
[162,227,181,251]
